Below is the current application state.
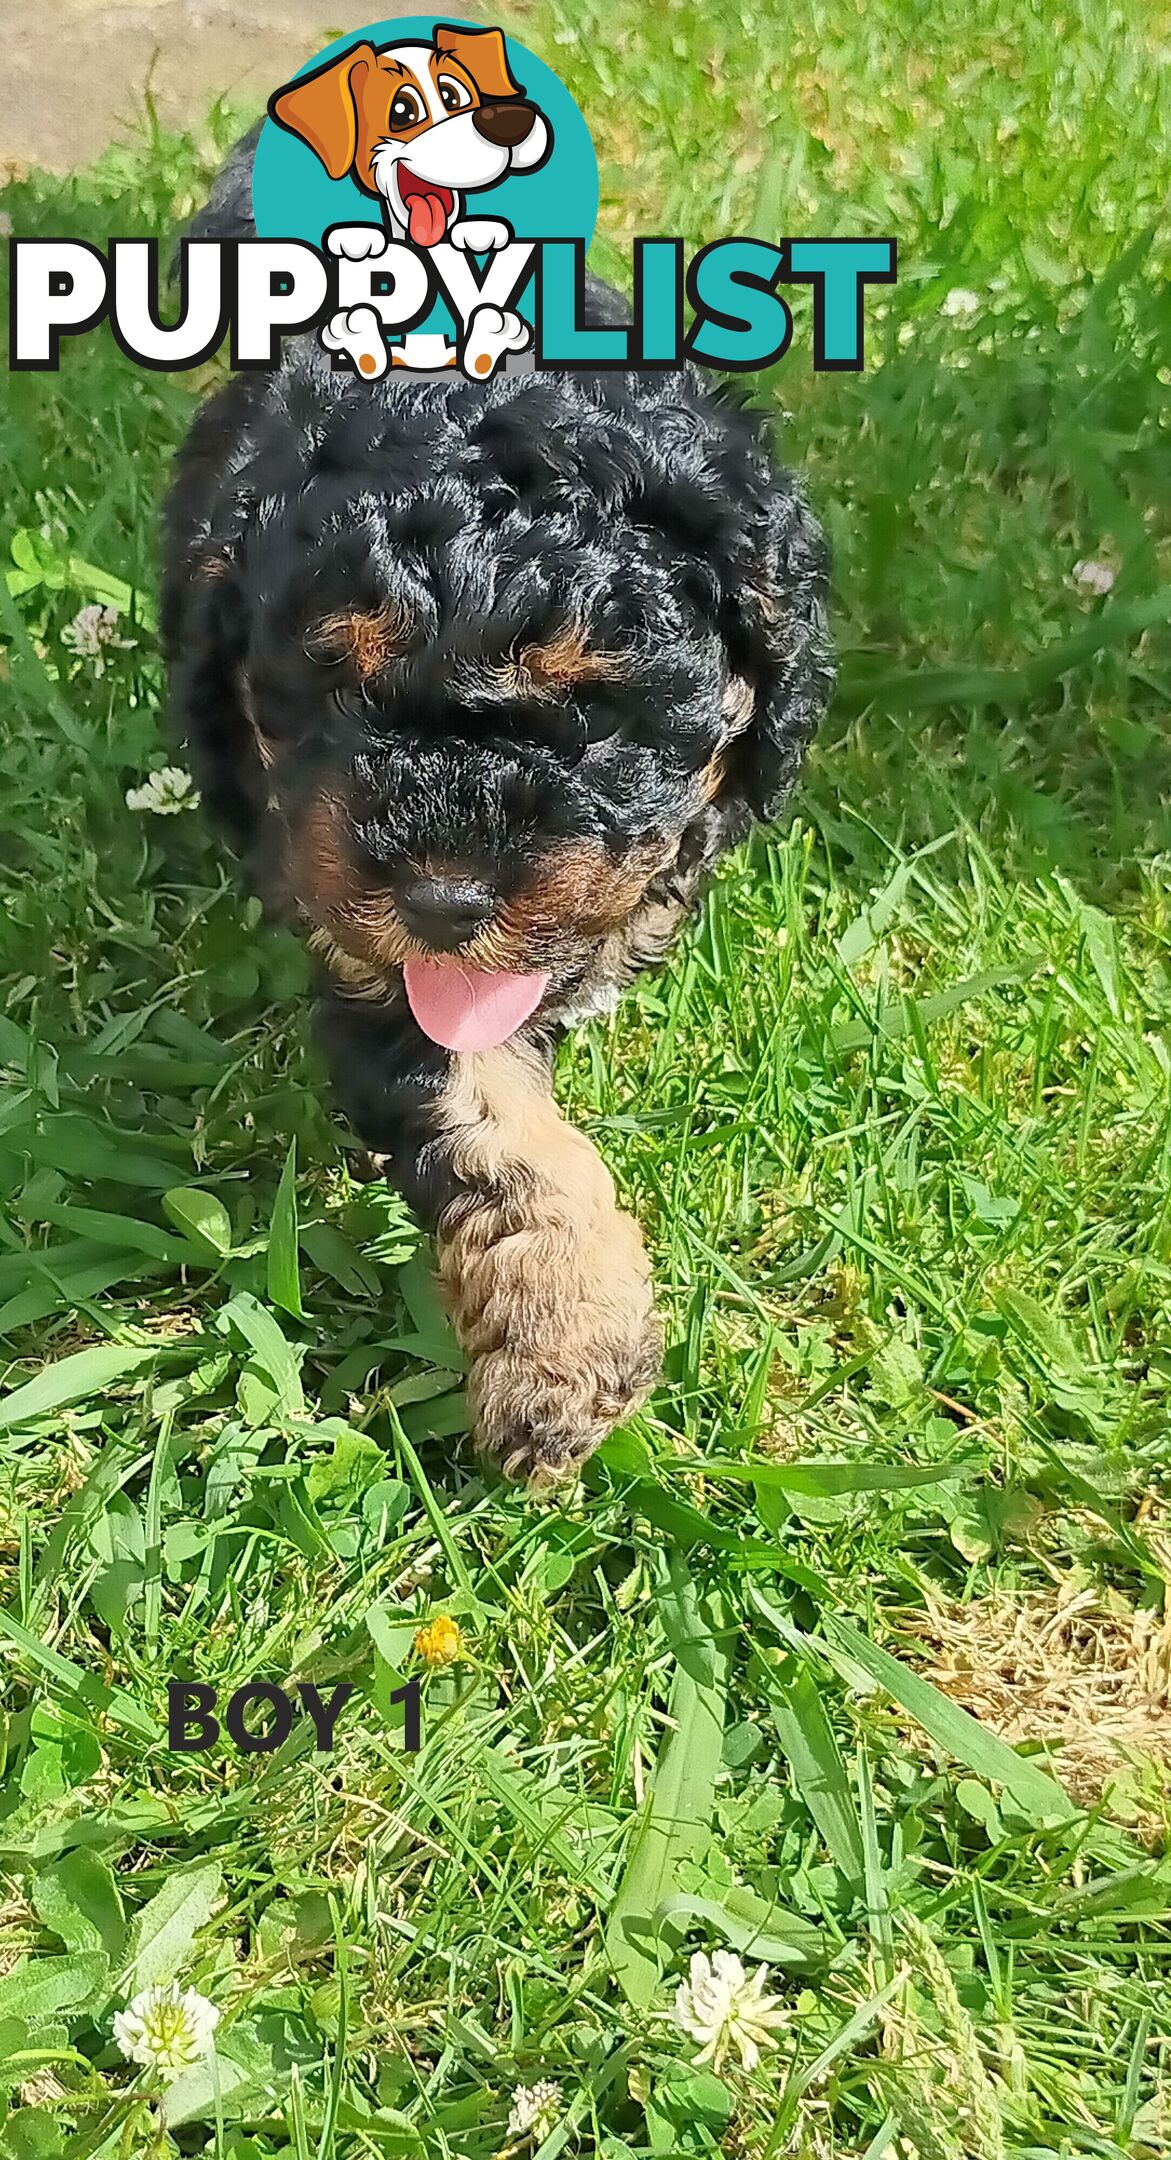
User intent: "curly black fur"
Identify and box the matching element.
[161,138,832,1465]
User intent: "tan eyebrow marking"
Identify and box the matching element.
[454,625,629,706]
[517,624,628,693]
[310,600,412,679]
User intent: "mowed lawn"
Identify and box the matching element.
[1,0,1170,2153]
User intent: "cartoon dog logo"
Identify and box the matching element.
[269,23,552,379]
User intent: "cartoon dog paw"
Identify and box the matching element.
[320,305,390,379]
[460,304,531,380]
[326,224,389,261]
[448,218,513,254]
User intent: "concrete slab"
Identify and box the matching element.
[2,0,417,176]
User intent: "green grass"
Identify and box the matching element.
[2,0,1171,2153]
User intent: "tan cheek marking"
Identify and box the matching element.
[305,926,393,1001]
[722,675,756,732]
[290,802,425,974]
[504,839,672,941]
[289,793,363,916]
[434,1043,661,1483]
[239,671,275,772]
[699,753,726,804]
[695,678,755,804]
[334,840,672,977]
[296,828,675,983]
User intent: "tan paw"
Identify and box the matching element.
[434,1047,662,1486]
[457,1212,662,1484]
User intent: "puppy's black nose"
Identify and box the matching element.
[396,872,497,951]
[472,99,538,148]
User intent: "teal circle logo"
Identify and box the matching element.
[253,18,597,252]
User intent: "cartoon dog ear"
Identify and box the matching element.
[269,42,376,180]
[433,23,523,100]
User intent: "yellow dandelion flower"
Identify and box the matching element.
[413,1615,464,1666]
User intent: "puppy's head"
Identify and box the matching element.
[190,369,831,1040]
[269,26,551,239]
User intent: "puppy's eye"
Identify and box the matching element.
[387,87,425,130]
[437,74,473,114]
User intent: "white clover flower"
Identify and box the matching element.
[125,766,200,815]
[672,1949,788,2072]
[61,603,134,672]
[941,287,980,319]
[0,211,12,239]
[112,1981,219,2080]
[507,2078,563,2139]
[1071,557,1115,595]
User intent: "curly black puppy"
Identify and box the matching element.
[162,155,832,1486]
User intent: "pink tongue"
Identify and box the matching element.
[403,957,549,1051]
[406,192,448,247]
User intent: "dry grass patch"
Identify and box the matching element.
[911,1571,1171,1827]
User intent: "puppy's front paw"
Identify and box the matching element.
[442,1203,661,1486]
[448,217,512,253]
[432,1052,660,1485]
[432,1047,661,1489]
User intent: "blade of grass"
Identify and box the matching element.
[769,1661,865,1883]
[0,1343,160,1436]
[267,1137,304,1319]
[822,1614,1075,1825]
[605,1558,730,2005]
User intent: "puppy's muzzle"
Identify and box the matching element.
[472,101,539,148]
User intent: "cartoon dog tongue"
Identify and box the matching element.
[403,957,549,1052]
[405,191,450,248]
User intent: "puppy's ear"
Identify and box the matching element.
[718,472,834,824]
[433,23,522,99]
[269,42,375,180]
